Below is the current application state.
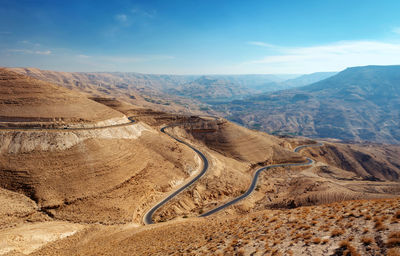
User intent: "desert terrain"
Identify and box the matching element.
[0,69,399,255]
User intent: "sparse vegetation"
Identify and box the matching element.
[312,237,321,244]
[387,231,400,248]
[361,236,374,246]
[337,240,361,256]
[12,194,400,255]
[331,228,345,237]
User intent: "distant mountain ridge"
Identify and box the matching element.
[217,65,400,144]
[166,73,336,103]
[9,68,333,110]
[167,76,254,102]
[279,72,337,89]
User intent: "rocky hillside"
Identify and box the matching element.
[6,67,209,114]
[217,65,400,144]
[0,69,130,129]
[0,70,202,226]
[30,197,400,256]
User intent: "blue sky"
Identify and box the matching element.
[1,0,400,74]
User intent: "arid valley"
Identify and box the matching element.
[1,1,400,255]
[0,67,399,255]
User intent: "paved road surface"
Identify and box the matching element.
[200,142,323,217]
[143,125,209,225]
[2,115,323,223]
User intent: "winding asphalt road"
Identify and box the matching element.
[143,124,209,225]
[1,115,209,225]
[200,142,324,217]
[2,115,323,224]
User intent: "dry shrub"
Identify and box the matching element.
[322,239,329,244]
[392,210,400,224]
[338,240,361,256]
[387,248,400,256]
[269,217,278,223]
[274,223,281,230]
[374,220,386,231]
[237,248,245,256]
[312,237,321,244]
[387,231,400,248]
[303,232,313,241]
[319,224,330,232]
[361,236,374,246]
[293,233,302,240]
[331,228,345,237]
[271,248,281,256]
[345,222,353,229]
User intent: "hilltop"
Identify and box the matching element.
[0,68,126,128]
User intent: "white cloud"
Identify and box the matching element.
[68,54,175,71]
[115,14,127,22]
[77,54,90,58]
[393,27,400,35]
[35,50,51,55]
[247,41,276,48]
[7,49,51,55]
[244,40,400,73]
[97,55,174,64]
[18,40,41,47]
[131,8,156,18]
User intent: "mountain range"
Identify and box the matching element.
[8,68,335,112]
[216,65,400,144]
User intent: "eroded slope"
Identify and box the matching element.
[0,69,126,127]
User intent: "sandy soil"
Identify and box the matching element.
[0,222,83,255]
[30,198,400,256]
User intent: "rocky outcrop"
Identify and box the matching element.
[0,122,150,154]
